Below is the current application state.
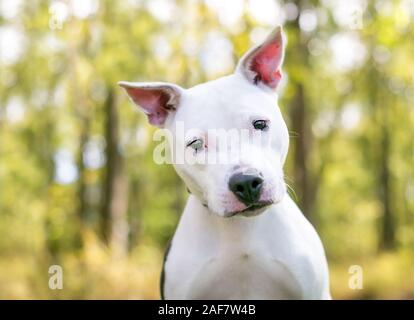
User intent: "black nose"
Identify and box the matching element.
[228,173,264,205]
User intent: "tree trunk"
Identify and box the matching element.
[101,87,129,257]
[290,83,312,215]
[75,116,90,249]
[288,2,315,220]
[77,122,89,222]
[378,92,395,250]
[67,16,90,249]
[363,2,397,249]
[379,123,395,249]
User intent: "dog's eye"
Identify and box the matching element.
[187,138,204,152]
[253,120,269,131]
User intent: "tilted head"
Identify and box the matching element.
[119,26,289,218]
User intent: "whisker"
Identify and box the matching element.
[285,182,298,202]
[283,174,294,184]
[288,130,299,139]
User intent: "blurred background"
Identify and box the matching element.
[0,0,413,299]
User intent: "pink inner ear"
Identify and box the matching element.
[251,41,283,89]
[125,88,169,126]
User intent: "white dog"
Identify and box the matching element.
[119,26,331,300]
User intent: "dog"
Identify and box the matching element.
[119,26,331,300]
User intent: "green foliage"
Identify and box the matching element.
[0,0,413,299]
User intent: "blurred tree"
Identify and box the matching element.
[286,0,314,219]
[101,86,129,256]
[0,0,413,299]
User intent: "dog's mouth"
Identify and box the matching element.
[225,201,273,218]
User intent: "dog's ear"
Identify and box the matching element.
[236,26,285,90]
[118,82,183,127]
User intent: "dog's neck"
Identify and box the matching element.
[188,194,273,245]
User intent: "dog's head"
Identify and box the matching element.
[120,26,289,218]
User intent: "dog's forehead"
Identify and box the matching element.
[174,75,278,130]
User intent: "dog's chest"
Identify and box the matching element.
[164,236,319,300]
[163,196,329,300]
[184,250,302,300]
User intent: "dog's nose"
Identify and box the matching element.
[229,173,263,206]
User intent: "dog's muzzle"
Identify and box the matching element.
[228,173,263,206]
